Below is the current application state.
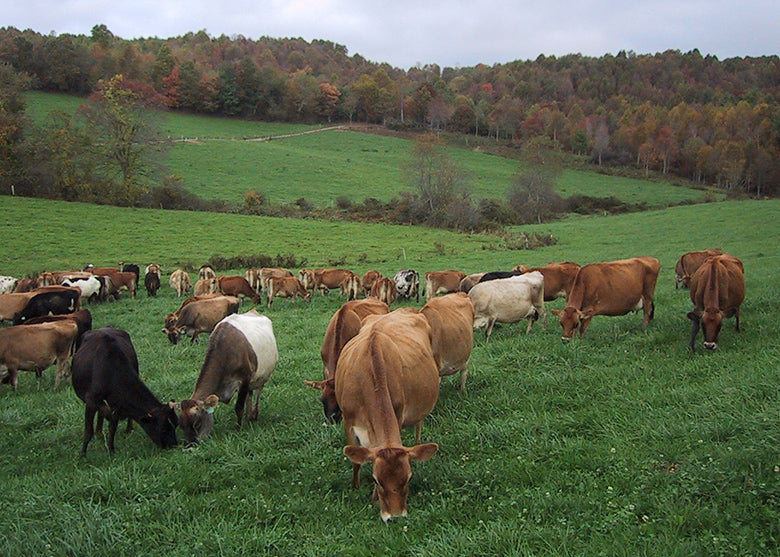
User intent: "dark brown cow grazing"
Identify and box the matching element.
[0,291,38,322]
[0,320,79,390]
[144,264,161,297]
[72,327,178,455]
[218,275,262,304]
[305,297,389,422]
[336,308,440,522]
[687,254,745,351]
[369,277,397,307]
[177,310,278,443]
[163,295,240,344]
[362,270,381,295]
[675,249,724,289]
[513,262,581,301]
[424,270,466,301]
[420,293,475,390]
[266,276,312,306]
[552,257,660,342]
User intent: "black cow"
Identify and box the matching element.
[122,263,141,285]
[13,289,80,325]
[478,270,524,283]
[71,327,178,455]
[22,309,93,344]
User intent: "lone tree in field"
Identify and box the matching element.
[76,74,169,204]
[507,137,565,224]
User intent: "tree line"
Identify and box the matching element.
[0,25,778,195]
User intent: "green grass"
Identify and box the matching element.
[0,196,777,555]
[25,91,709,208]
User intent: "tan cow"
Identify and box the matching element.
[305,297,389,422]
[552,256,661,342]
[162,295,240,344]
[675,249,724,289]
[339,271,362,301]
[169,269,192,297]
[513,261,581,301]
[266,276,312,307]
[312,269,355,295]
[420,292,475,390]
[687,254,745,351]
[369,277,397,307]
[469,272,546,341]
[259,268,293,292]
[424,270,466,301]
[336,308,440,522]
[218,275,262,304]
[298,269,316,291]
[198,265,217,281]
[194,277,218,296]
[361,270,381,296]
[244,269,261,293]
[0,320,79,389]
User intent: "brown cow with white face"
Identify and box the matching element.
[674,249,724,289]
[424,270,466,301]
[420,292,474,390]
[552,257,660,342]
[336,308,440,522]
[305,297,389,422]
[687,254,745,351]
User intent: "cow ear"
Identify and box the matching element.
[169,400,180,411]
[304,380,326,391]
[686,311,700,322]
[580,309,593,321]
[325,378,335,390]
[344,445,375,464]
[408,443,439,462]
[203,394,219,413]
[550,309,562,317]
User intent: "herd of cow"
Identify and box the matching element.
[0,249,745,521]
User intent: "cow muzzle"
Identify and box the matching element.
[704,342,717,350]
[561,336,571,344]
[381,510,408,523]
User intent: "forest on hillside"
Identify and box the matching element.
[0,25,778,195]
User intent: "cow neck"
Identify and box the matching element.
[566,272,586,309]
[702,260,722,310]
[366,330,403,447]
[191,324,239,400]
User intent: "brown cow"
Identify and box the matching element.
[194,277,218,296]
[259,268,294,292]
[162,295,240,344]
[198,265,217,281]
[91,270,136,298]
[266,276,312,307]
[687,254,745,351]
[169,269,192,297]
[675,249,724,289]
[420,292,475,390]
[298,269,316,291]
[552,257,661,342]
[336,308,440,522]
[369,277,397,307]
[218,275,262,304]
[244,269,261,293]
[513,261,581,301]
[0,320,79,389]
[424,270,467,301]
[310,269,355,295]
[305,297,389,422]
[361,270,381,295]
[339,271,362,301]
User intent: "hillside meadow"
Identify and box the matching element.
[25,91,710,208]
[0,196,777,555]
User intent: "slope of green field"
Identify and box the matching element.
[0,197,778,555]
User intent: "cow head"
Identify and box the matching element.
[137,403,179,449]
[304,378,341,423]
[552,307,592,342]
[163,313,182,344]
[344,443,438,522]
[177,395,219,444]
[687,308,723,350]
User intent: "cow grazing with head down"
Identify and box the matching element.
[169,269,192,297]
[0,320,79,390]
[259,268,294,293]
[72,327,178,455]
[339,271,362,301]
[675,249,724,289]
[552,256,661,342]
[266,276,312,307]
[62,276,102,302]
[177,310,278,444]
[393,269,420,302]
[420,292,475,390]
[305,297,389,422]
[469,272,546,341]
[336,308,440,522]
[687,254,745,351]
[424,270,466,301]
[0,291,38,323]
[198,265,217,282]
[218,275,262,304]
[144,264,161,297]
[12,287,81,325]
[513,261,581,301]
[369,277,397,307]
[163,295,240,344]
[361,270,381,296]
[194,277,218,296]
[297,269,316,292]
[311,269,355,296]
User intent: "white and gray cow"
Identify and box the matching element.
[393,269,420,302]
[0,276,18,294]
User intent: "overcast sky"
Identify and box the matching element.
[5,0,778,69]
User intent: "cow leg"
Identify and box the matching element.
[81,406,97,456]
[235,386,250,428]
[525,312,537,334]
[688,317,700,351]
[459,367,469,392]
[245,391,260,422]
[107,416,120,454]
[485,318,496,342]
[345,426,362,488]
[735,308,741,332]
[579,317,594,338]
[414,421,422,445]
[642,299,655,329]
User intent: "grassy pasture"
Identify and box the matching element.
[0,196,777,555]
[25,91,709,208]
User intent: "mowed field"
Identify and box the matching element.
[25,91,709,207]
[0,195,777,555]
